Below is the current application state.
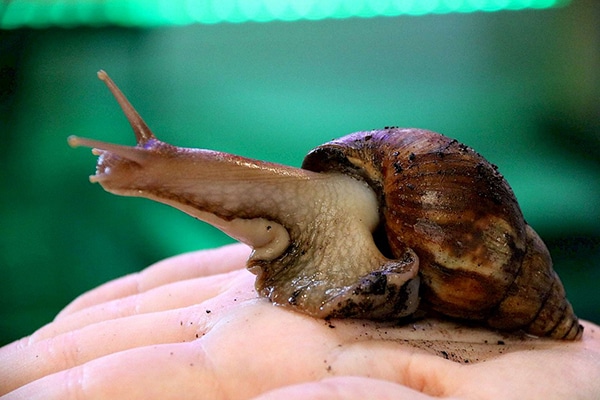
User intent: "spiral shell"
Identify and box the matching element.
[302,128,582,340]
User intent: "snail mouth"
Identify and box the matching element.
[89,149,139,184]
[68,135,149,188]
[90,150,111,183]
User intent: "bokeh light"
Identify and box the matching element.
[1,0,571,29]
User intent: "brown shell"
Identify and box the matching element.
[302,128,582,340]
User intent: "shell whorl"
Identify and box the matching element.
[302,128,582,340]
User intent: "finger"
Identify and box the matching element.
[3,342,219,400]
[137,243,251,288]
[55,243,251,319]
[30,269,251,342]
[0,273,257,395]
[252,376,439,400]
[1,311,205,395]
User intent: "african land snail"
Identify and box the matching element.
[69,71,583,340]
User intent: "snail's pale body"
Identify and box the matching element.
[70,71,582,340]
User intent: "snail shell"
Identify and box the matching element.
[302,129,582,340]
[70,71,582,340]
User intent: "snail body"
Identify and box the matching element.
[69,71,582,340]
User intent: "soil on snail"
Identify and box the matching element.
[325,277,414,319]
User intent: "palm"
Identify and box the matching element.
[2,244,599,399]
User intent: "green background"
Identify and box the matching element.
[1,2,599,346]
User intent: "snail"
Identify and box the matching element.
[69,71,583,340]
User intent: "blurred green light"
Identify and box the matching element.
[1,0,572,29]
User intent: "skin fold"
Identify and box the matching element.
[1,243,599,400]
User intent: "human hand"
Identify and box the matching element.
[1,243,599,399]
